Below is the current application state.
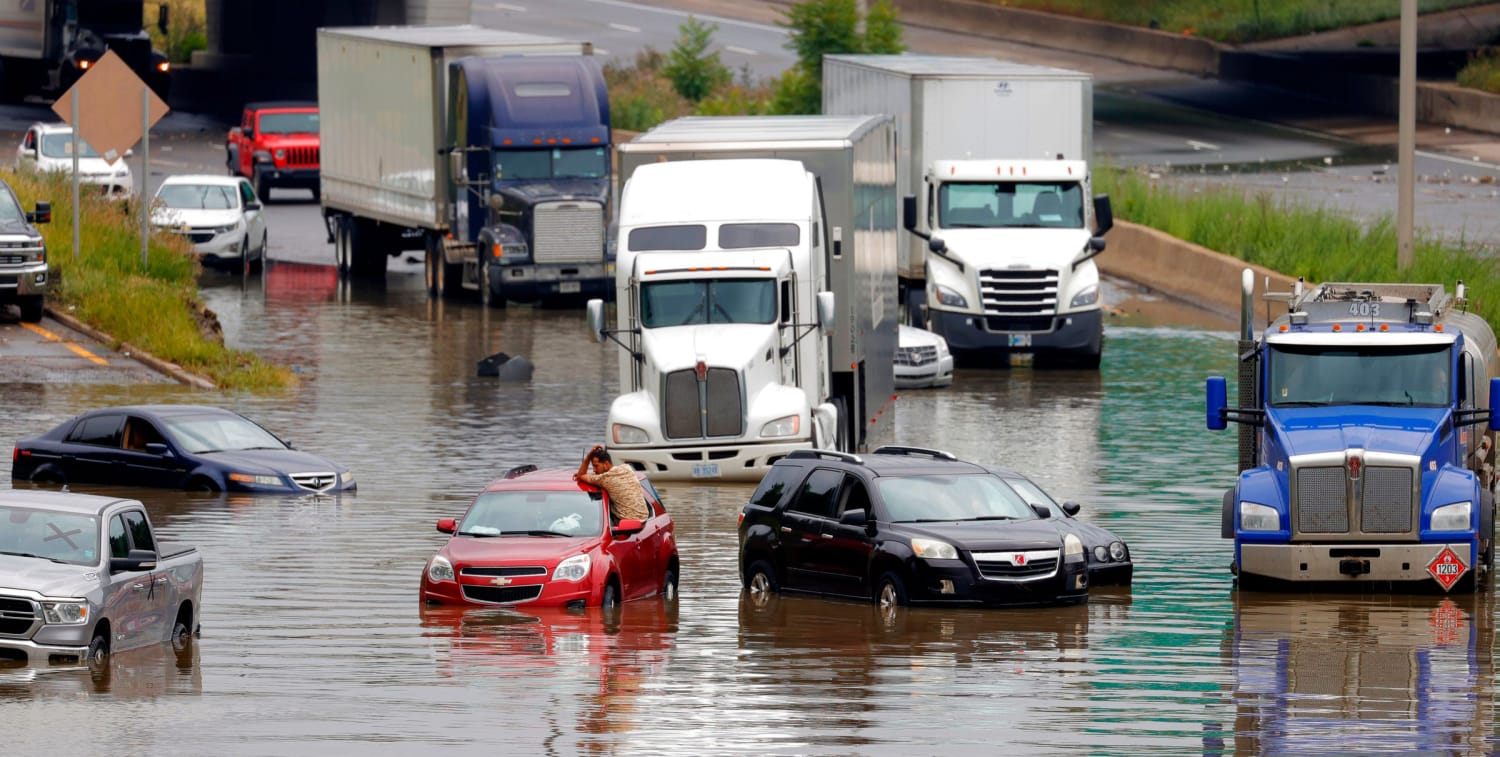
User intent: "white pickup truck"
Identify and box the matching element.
[0,490,203,665]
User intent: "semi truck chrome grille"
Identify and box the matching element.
[462,584,544,604]
[1360,466,1414,533]
[977,268,1058,318]
[1295,467,1349,533]
[663,367,743,440]
[0,597,37,636]
[1293,461,1417,537]
[534,202,604,265]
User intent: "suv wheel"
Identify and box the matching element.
[743,560,778,594]
[875,572,908,608]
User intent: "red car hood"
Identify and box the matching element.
[443,534,599,566]
[257,133,319,148]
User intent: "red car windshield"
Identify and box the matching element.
[459,490,603,537]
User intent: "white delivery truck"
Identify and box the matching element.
[586,116,899,481]
[824,55,1114,369]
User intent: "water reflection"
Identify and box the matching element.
[1218,591,1497,755]
[0,634,200,699]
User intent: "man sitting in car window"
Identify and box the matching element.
[574,445,650,523]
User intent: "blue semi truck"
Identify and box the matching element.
[1207,272,1500,592]
[318,26,612,307]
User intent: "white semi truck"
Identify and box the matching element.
[823,55,1114,369]
[586,116,899,481]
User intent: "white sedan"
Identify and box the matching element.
[16,122,133,199]
[151,175,267,273]
[895,324,955,389]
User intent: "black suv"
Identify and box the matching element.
[738,447,1090,608]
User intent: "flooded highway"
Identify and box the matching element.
[4,265,1497,754]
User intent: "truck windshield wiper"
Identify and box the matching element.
[0,551,67,563]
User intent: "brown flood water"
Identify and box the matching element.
[1,264,1495,755]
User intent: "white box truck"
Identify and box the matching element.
[586,116,899,481]
[824,54,1114,369]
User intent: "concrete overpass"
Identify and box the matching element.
[175,0,470,117]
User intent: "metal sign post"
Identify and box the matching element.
[141,86,149,268]
[1397,0,1416,270]
[71,88,79,259]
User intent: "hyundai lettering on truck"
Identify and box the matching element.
[1207,272,1500,591]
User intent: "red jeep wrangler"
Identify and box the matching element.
[225,102,320,202]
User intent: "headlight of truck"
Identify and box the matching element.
[42,601,89,625]
[553,553,590,582]
[274,149,286,162]
[1432,501,1472,531]
[427,555,454,583]
[228,472,283,487]
[935,284,967,308]
[612,423,648,445]
[1239,502,1280,531]
[760,414,800,438]
[1064,534,1085,561]
[1070,284,1099,308]
[911,538,958,560]
[500,243,529,261]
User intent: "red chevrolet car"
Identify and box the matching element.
[420,465,678,609]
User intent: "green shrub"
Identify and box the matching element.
[1458,47,1500,94]
[664,16,732,102]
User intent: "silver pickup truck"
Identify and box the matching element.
[0,490,203,665]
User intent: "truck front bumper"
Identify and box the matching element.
[930,307,1102,356]
[1240,542,1475,586]
[255,166,320,190]
[0,262,48,302]
[0,638,89,665]
[608,440,812,482]
[493,262,613,302]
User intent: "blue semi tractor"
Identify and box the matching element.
[1207,272,1500,592]
[318,26,612,307]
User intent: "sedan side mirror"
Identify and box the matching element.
[612,518,644,538]
[838,508,867,526]
[436,518,456,534]
[28,201,50,225]
[1030,503,1052,519]
[110,548,157,573]
[1061,502,1081,517]
[245,201,262,212]
[144,442,171,456]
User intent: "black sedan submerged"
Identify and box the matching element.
[737,447,1091,608]
[12,405,355,494]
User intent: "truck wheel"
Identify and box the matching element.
[1222,489,1236,539]
[348,219,385,279]
[254,172,270,204]
[333,218,350,275]
[424,243,442,298]
[87,630,109,664]
[18,296,43,323]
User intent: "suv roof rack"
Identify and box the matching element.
[871,445,958,461]
[502,464,538,479]
[786,449,865,465]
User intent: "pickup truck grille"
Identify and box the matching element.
[285,146,319,167]
[663,367,743,440]
[461,584,543,604]
[1295,464,1415,536]
[972,550,1060,581]
[0,597,38,636]
[978,268,1059,319]
[290,472,337,492]
[533,201,603,264]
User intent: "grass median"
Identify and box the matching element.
[1098,167,1500,331]
[6,169,294,390]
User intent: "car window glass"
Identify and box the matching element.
[788,469,842,519]
[23,130,34,149]
[123,511,155,552]
[161,414,284,453]
[241,181,256,205]
[108,515,129,559]
[122,417,168,452]
[640,479,665,514]
[0,187,28,225]
[156,184,238,210]
[1006,478,1059,516]
[750,465,804,509]
[877,474,1036,522]
[68,414,124,447]
[836,476,871,517]
[40,133,101,159]
[0,507,100,566]
[460,490,604,536]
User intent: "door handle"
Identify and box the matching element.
[779,527,792,533]
[820,533,833,539]
[154,576,169,584]
[131,583,146,591]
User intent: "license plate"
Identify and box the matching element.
[559,281,581,293]
[1008,334,1032,348]
[691,463,721,479]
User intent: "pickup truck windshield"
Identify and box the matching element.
[257,112,319,135]
[40,134,101,159]
[641,279,775,327]
[0,506,99,566]
[494,147,607,180]
[459,490,603,536]
[938,181,1084,229]
[162,415,287,454]
[1269,343,1451,407]
[0,188,25,225]
[878,474,1038,523]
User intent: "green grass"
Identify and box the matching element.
[1458,48,1500,94]
[6,169,294,390]
[991,0,1488,44]
[1097,167,1500,332]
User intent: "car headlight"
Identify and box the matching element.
[41,601,89,625]
[612,423,648,445]
[1432,501,1472,531]
[228,472,283,487]
[427,555,454,584]
[935,284,967,308]
[760,414,800,438]
[212,223,240,234]
[1092,545,1109,563]
[1063,533,1085,561]
[340,470,355,486]
[553,553,590,582]
[1239,502,1280,531]
[911,538,958,560]
[1070,284,1098,308]
[1108,541,1128,562]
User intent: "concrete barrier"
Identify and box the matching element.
[1098,220,1300,319]
[1419,82,1500,136]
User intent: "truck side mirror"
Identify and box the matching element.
[449,150,466,184]
[927,236,945,254]
[1206,376,1228,430]
[28,201,50,225]
[815,291,837,331]
[157,2,169,34]
[902,194,917,232]
[1093,194,1114,235]
[1490,378,1500,431]
[586,298,606,343]
[110,548,157,573]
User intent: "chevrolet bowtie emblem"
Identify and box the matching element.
[490,577,512,586]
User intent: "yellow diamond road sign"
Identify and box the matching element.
[51,49,168,166]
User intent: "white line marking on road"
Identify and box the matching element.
[609,23,641,33]
[493,2,526,10]
[1186,139,1221,152]
[726,46,758,56]
[583,0,785,35]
